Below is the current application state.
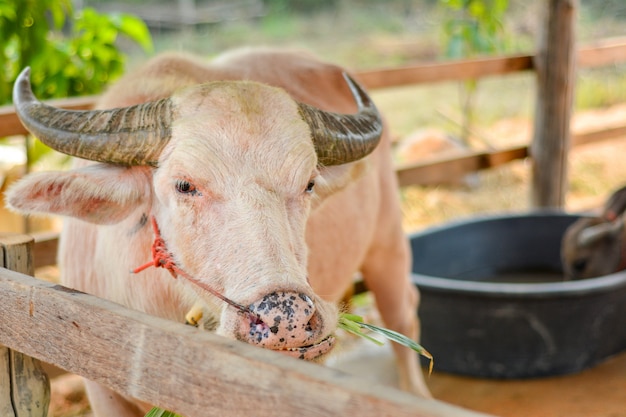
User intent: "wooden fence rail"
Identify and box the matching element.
[0,241,492,417]
[357,35,626,88]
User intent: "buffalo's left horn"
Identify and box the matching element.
[13,67,173,166]
[298,73,383,166]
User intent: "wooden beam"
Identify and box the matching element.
[530,0,578,208]
[577,36,626,68]
[572,125,626,146]
[396,145,528,187]
[354,36,626,91]
[394,122,626,188]
[0,269,492,417]
[356,55,534,89]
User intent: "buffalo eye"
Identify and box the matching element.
[175,180,197,195]
[305,180,315,193]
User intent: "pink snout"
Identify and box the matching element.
[240,291,335,360]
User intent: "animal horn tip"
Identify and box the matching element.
[13,67,34,108]
[17,67,31,81]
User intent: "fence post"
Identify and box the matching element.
[530,0,578,208]
[0,234,50,417]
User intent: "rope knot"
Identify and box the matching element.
[132,216,179,278]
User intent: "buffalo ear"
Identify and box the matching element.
[6,164,151,225]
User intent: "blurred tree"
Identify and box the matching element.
[0,0,153,167]
[0,0,153,105]
[441,0,508,58]
[439,0,509,144]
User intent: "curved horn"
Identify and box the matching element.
[13,67,173,166]
[298,73,383,166]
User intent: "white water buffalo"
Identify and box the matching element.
[561,185,626,280]
[7,48,430,416]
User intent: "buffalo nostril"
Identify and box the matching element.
[298,293,313,307]
[305,311,320,332]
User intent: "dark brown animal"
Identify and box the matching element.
[561,185,626,280]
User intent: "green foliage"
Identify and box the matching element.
[440,0,509,59]
[263,0,339,14]
[0,0,153,105]
[438,0,509,143]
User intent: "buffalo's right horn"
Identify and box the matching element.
[298,73,383,166]
[13,67,173,166]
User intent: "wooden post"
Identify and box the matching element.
[0,235,50,417]
[530,0,578,208]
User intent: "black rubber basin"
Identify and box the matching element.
[411,212,626,379]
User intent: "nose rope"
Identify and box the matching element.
[132,216,256,318]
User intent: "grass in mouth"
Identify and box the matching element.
[144,408,183,417]
[145,313,433,417]
[338,312,434,375]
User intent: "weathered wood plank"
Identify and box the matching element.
[0,235,50,417]
[356,55,534,89]
[577,36,626,68]
[0,347,14,417]
[356,36,626,90]
[394,121,626,188]
[530,0,578,208]
[0,268,492,417]
[571,125,626,147]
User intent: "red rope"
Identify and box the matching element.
[132,216,179,277]
[132,216,254,316]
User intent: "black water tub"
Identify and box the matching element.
[411,212,626,379]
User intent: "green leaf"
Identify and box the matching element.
[0,3,17,21]
[110,13,154,53]
[144,407,184,417]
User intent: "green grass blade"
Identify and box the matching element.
[144,407,184,417]
[338,313,434,375]
[338,314,385,346]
